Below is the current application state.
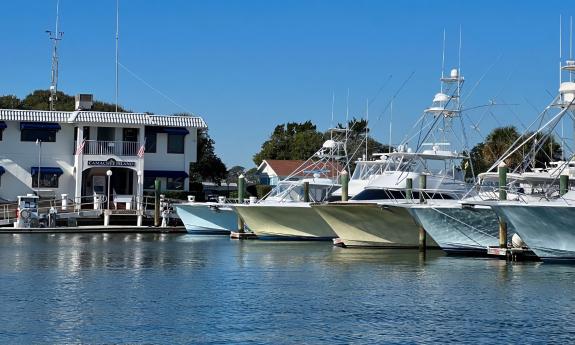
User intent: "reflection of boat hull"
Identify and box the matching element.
[233,203,336,240]
[490,204,575,262]
[175,204,237,235]
[312,203,438,248]
[405,203,507,255]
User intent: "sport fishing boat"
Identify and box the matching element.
[313,64,472,248]
[479,54,575,261]
[175,196,239,235]
[232,133,346,240]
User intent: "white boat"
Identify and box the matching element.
[475,55,575,261]
[233,129,389,240]
[313,63,474,248]
[175,199,238,235]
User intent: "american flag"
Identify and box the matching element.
[137,143,145,158]
[76,139,86,156]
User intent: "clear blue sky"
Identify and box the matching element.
[1,1,573,168]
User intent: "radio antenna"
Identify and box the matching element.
[115,0,120,112]
[46,0,63,111]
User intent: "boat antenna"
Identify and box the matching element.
[457,25,462,107]
[389,99,393,153]
[441,28,446,93]
[46,0,63,111]
[330,91,335,139]
[365,98,369,159]
[571,16,573,81]
[560,14,563,86]
[115,0,120,112]
[346,88,350,142]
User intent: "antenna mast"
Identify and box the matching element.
[560,15,563,86]
[115,0,120,112]
[441,29,446,93]
[47,0,63,111]
[365,98,369,159]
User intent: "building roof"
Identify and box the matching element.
[258,159,343,178]
[0,109,207,128]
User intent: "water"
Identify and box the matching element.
[1,234,574,344]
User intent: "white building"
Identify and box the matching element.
[0,95,207,206]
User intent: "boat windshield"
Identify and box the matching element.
[266,181,338,202]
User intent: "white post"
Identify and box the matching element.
[106,169,113,210]
[36,139,42,195]
[61,194,67,211]
[74,126,84,209]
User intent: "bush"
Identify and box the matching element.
[256,185,273,199]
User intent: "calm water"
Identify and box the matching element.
[0,234,574,344]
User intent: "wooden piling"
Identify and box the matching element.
[418,174,427,251]
[560,172,569,196]
[406,177,413,201]
[303,181,310,202]
[498,162,507,248]
[419,174,427,204]
[154,179,161,227]
[237,174,245,233]
[340,170,349,202]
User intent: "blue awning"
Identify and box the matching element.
[146,126,189,135]
[0,121,6,129]
[20,122,61,131]
[144,170,189,179]
[31,167,64,175]
[0,167,4,175]
[163,127,189,135]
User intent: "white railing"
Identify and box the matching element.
[83,140,141,156]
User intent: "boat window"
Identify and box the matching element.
[21,129,57,142]
[31,172,60,188]
[167,134,185,154]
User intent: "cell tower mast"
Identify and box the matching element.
[46,0,63,111]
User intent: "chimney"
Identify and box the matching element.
[75,94,93,110]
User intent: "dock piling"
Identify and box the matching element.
[419,174,427,204]
[303,181,310,202]
[560,172,569,196]
[154,179,160,227]
[498,162,508,248]
[340,170,349,202]
[237,174,245,232]
[418,174,427,252]
[406,177,413,201]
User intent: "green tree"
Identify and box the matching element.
[189,129,227,184]
[253,121,324,165]
[226,165,245,185]
[0,95,22,109]
[466,126,562,176]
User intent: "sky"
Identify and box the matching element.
[0,1,574,169]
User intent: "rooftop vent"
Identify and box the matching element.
[75,94,93,111]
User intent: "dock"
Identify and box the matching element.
[0,225,187,234]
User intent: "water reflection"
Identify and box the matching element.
[1,234,575,343]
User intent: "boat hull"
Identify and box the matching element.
[312,203,438,248]
[491,204,575,262]
[175,204,237,235]
[405,204,507,255]
[233,204,336,240]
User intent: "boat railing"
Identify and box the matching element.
[82,140,141,156]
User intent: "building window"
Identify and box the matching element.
[0,130,3,141]
[167,134,184,154]
[32,172,60,188]
[143,177,157,190]
[21,129,57,142]
[145,130,157,153]
[167,177,185,190]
